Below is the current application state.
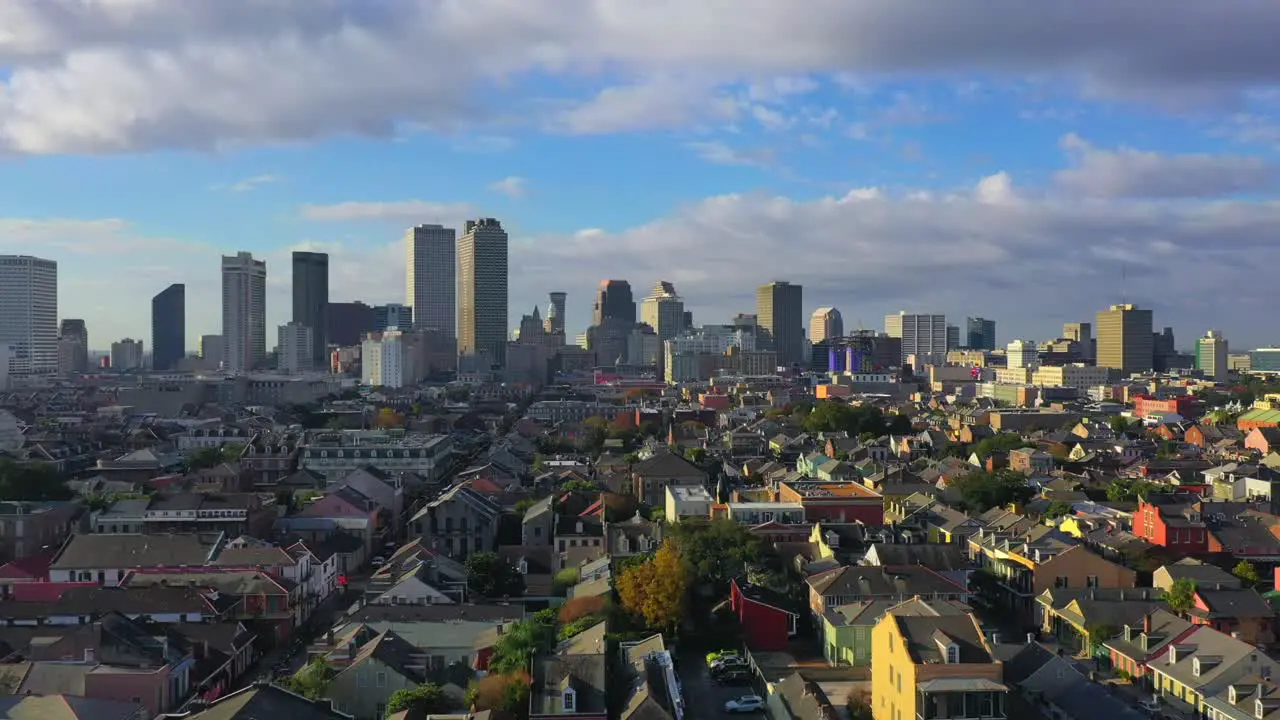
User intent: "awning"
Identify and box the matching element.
[916,678,1009,692]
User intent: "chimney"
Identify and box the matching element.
[83,648,95,663]
[1025,632,1035,645]
[1143,613,1152,634]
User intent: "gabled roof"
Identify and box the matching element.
[632,450,705,478]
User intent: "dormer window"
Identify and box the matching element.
[517,558,528,575]
[946,644,959,664]
[1193,657,1203,676]
[1258,699,1265,720]
[563,689,576,712]
[1230,686,1239,704]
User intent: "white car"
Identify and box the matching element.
[1139,698,1161,713]
[724,695,764,713]
[370,556,387,567]
[711,655,748,671]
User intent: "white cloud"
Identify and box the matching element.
[298,200,475,223]
[1055,134,1277,198]
[223,173,282,192]
[488,176,527,198]
[686,141,775,167]
[3,1,1280,151]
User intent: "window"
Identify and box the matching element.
[1086,575,1099,588]
[563,689,576,712]
[1054,576,1069,588]
[376,672,387,687]
[358,671,368,687]
[946,644,959,664]
[376,704,386,718]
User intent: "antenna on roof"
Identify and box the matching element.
[1120,262,1127,305]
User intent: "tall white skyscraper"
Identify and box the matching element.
[884,311,948,365]
[0,255,58,375]
[362,330,406,388]
[458,218,509,366]
[222,251,267,373]
[1196,330,1229,382]
[405,224,457,335]
[640,281,686,341]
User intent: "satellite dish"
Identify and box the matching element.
[0,410,22,452]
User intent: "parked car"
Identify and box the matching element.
[715,670,752,685]
[706,649,740,664]
[711,656,748,672]
[724,695,764,713]
[370,556,387,567]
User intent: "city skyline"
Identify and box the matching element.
[2,4,1280,347]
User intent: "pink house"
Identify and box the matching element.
[1245,427,1280,455]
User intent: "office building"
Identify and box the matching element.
[58,319,89,374]
[291,251,329,368]
[1195,330,1229,382]
[374,303,414,332]
[151,283,186,372]
[1251,349,1280,373]
[221,251,267,373]
[966,317,996,350]
[1095,304,1153,376]
[328,301,376,347]
[0,255,58,375]
[458,218,509,366]
[809,307,843,345]
[199,335,224,368]
[593,280,636,325]
[757,281,804,366]
[362,330,406,388]
[1007,340,1039,370]
[946,324,960,350]
[545,292,567,335]
[641,281,686,341]
[277,322,314,374]
[1063,322,1092,361]
[405,224,456,335]
[884,311,947,366]
[110,339,144,370]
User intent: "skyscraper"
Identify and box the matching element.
[291,251,329,369]
[58,319,89,374]
[0,256,57,376]
[405,224,457,335]
[965,317,996,350]
[222,251,267,373]
[110,338,144,370]
[1095,304,1153,376]
[374,303,413,332]
[277,321,314,374]
[593,280,636,325]
[1063,321,1093,361]
[756,281,804,365]
[1196,330,1229,382]
[545,292,567,335]
[457,218,509,366]
[151,283,186,371]
[809,307,844,344]
[641,281,686,341]
[884,311,948,365]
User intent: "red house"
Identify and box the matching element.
[777,481,884,526]
[729,578,799,652]
[1133,494,1209,554]
[1133,395,1203,420]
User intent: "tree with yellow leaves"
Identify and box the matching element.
[617,540,689,631]
[375,407,405,429]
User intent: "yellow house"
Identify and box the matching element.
[870,610,1007,720]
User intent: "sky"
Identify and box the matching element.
[2,1,1280,353]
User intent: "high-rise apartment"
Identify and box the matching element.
[58,319,89,374]
[1195,330,1229,382]
[405,224,457,335]
[221,251,267,373]
[0,255,58,375]
[965,317,996,350]
[151,283,186,372]
[1063,322,1093,361]
[277,321,314,374]
[110,338,144,370]
[545,292,567,335]
[756,281,804,365]
[291,251,329,369]
[641,281,686,341]
[593,280,636,325]
[1007,339,1039,370]
[884,311,948,365]
[1095,304,1153,376]
[362,330,406,388]
[809,307,844,345]
[199,334,224,369]
[457,218,509,366]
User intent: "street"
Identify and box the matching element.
[675,648,758,720]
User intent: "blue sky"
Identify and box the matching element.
[2,1,1280,351]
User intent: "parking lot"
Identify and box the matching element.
[676,649,764,719]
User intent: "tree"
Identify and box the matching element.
[1085,623,1119,651]
[683,447,707,465]
[375,407,405,429]
[488,614,556,675]
[531,454,546,474]
[667,518,767,590]
[1043,501,1074,520]
[1109,415,1136,435]
[470,672,531,717]
[1165,578,1197,616]
[970,433,1029,460]
[803,401,892,437]
[558,595,607,623]
[0,461,73,502]
[552,567,580,595]
[387,683,453,715]
[583,416,609,450]
[952,469,1034,513]
[616,541,689,631]
[282,659,335,700]
[1106,478,1157,503]
[1233,560,1261,587]
[560,478,598,493]
[465,551,525,599]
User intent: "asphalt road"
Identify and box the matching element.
[675,649,761,720]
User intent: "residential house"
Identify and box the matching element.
[1246,428,1280,456]
[767,672,838,720]
[716,502,805,525]
[1106,610,1197,685]
[806,565,969,625]
[522,497,555,547]
[1145,625,1280,716]
[605,514,662,559]
[777,480,884,526]
[239,432,301,488]
[122,568,300,641]
[1154,558,1241,592]
[49,532,225,586]
[530,620,608,720]
[822,596,970,667]
[1003,643,1147,720]
[730,578,800,651]
[336,467,406,533]
[618,633,683,720]
[1190,588,1275,645]
[665,485,714,523]
[410,483,500,560]
[0,501,82,562]
[870,610,1007,720]
[338,603,522,671]
[0,694,148,719]
[861,543,973,591]
[631,451,707,508]
[1036,586,1165,654]
[1134,493,1210,554]
[170,682,352,719]
[323,629,429,720]
[1008,448,1055,476]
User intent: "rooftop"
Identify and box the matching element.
[782,480,881,499]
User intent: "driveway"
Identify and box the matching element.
[675,649,762,720]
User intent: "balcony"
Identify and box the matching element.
[915,683,1008,720]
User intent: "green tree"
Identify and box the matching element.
[282,659,335,700]
[952,469,1034,513]
[489,613,556,674]
[623,452,640,465]
[1233,560,1261,587]
[583,416,609,451]
[667,518,767,591]
[1043,501,1074,520]
[531,454,546,474]
[1109,415,1135,435]
[386,683,453,715]
[552,567,580,595]
[970,433,1029,460]
[683,447,707,465]
[1165,578,1198,616]
[0,460,73,502]
[1106,478,1157,503]
[1085,623,1119,651]
[803,401,892,437]
[465,551,526,599]
[560,478,598,493]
